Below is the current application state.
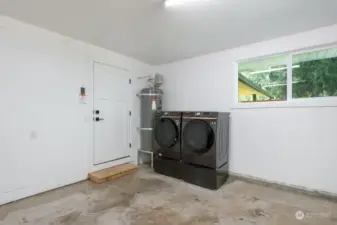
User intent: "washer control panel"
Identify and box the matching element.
[157,111,182,117]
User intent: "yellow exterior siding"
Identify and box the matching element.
[238,81,267,98]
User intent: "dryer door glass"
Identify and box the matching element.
[183,119,214,154]
[154,118,179,148]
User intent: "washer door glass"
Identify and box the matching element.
[183,119,214,154]
[154,118,179,148]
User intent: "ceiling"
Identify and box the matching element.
[1,0,337,65]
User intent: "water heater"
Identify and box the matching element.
[137,74,164,151]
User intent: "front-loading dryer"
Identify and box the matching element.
[181,111,230,169]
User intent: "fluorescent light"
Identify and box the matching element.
[263,81,304,88]
[164,0,210,7]
[248,65,300,75]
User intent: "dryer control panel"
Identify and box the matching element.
[183,112,218,118]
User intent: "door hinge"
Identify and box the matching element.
[129,111,131,116]
[129,79,131,84]
[129,143,132,148]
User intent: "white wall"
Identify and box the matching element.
[157,24,337,194]
[0,16,152,205]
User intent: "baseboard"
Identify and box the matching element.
[1,158,135,206]
[229,172,337,202]
[0,176,87,206]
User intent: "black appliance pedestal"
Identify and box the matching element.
[182,163,229,190]
[154,156,229,190]
[153,155,184,180]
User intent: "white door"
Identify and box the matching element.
[93,62,132,165]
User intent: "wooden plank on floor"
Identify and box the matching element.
[88,163,137,184]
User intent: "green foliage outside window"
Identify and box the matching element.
[238,47,337,102]
[293,57,337,98]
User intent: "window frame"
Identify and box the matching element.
[233,45,337,109]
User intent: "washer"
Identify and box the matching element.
[153,111,182,160]
[181,112,230,169]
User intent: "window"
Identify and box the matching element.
[238,56,288,102]
[292,48,337,99]
[237,46,337,103]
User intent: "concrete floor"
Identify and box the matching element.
[0,168,336,225]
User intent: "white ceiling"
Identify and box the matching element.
[1,0,337,65]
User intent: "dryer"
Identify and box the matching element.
[153,111,182,160]
[181,112,230,169]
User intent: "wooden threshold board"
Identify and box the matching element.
[88,163,137,184]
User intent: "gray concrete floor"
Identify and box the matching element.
[0,167,336,225]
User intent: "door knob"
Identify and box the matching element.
[94,117,104,122]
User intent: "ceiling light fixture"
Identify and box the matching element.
[164,0,210,7]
